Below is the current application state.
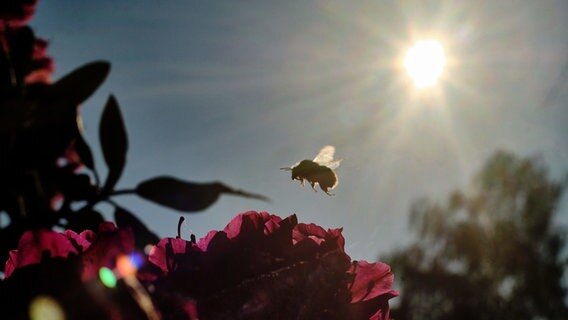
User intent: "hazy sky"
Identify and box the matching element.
[33,0,568,261]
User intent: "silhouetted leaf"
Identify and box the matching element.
[114,206,159,250]
[57,173,97,201]
[66,209,104,233]
[99,95,127,194]
[74,134,95,171]
[136,176,270,212]
[48,61,110,107]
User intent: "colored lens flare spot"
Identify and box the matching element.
[116,254,139,277]
[99,267,117,288]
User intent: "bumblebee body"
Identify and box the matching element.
[282,146,341,196]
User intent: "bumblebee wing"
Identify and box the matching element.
[313,145,335,165]
[325,159,342,170]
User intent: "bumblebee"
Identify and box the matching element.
[281,145,341,196]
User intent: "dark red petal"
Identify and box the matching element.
[0,0,38,25]
[327,227,345,249]
[148,237,191,273]
[32,37,48,58]
[262,212,282,235]
[3,250,19,278]
[64,230,92,252]
[197,230,217,251]
[349,261,395,303]
[292,223,327,244]
[79,230,97,243]
[369,299,393,320]
[3,230,77,278]
[98,221,118,233]
[81,225,135,281]
[223,211,264,239]
[223,213,245,239]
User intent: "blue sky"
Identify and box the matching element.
[33,0,568,261]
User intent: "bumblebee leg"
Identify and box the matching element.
[310,182,317,192]
[322,187,335,196]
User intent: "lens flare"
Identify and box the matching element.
[404,40,446,88]
[99,267,117,288]
[116,253,143,277]
[29,296,65,320]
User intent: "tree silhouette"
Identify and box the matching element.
[388,151,568,320]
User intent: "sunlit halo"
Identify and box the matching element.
[404,40,446,88]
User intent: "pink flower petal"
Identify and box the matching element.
[79,230,97,243]
[223,211,260,239]
[149,237,191,273]
[98,221,118,233]
[3,229,77,278]
[4,250,19,278]
[349,261,395,303]
[197,230,218,251]
[292,223,327,244]
[81,225,135,281]
[64,230,92,252]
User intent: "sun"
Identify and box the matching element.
[404,40,446,89]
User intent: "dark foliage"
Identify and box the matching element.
[388,151,568,320]
[136,176,270,212]
[99,94,127,194]
[0,1,268,268]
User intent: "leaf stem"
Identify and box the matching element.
[93,169,101,188]
[110,189,136,196]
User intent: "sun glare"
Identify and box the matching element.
[404,40,446,89]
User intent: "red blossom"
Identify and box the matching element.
[80,222,136,281]
[2,213,397,319]
[148,211,397,319]
[25,37,55,84]
[64,229,95,251]
[348,261,398,320]
[0,26,54,94]
[4,229,78,278]
[1,222,154,319]
[349,261,395,303]
[3,222,136,281]
[148,237,195,273]
[0,0,38,26]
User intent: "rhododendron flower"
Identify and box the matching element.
[2,213,396,319]
[0,0,53,89]
[148,211,397,319]
[3,222,134,280]
[1,222,150,319]
[0,0,38,26]
[25,37,55,84]
[0,26,54,86]
[4,229,78,278]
